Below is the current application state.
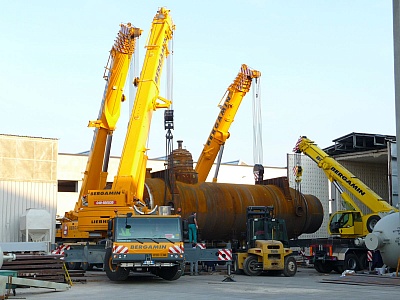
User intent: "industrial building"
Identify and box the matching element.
[0,134,287,245]
[0,132,396,247]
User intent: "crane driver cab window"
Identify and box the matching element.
[115,217,181,241]
[330,212,354,233]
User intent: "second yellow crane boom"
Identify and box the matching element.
[78,7,175,232]
[61,22,141,232]
[195,64,261,182]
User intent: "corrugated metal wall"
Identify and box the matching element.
[331,160,389,216]
[0,135,58,243]
[389,141,399,207]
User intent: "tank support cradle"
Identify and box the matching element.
[222,263,235,282]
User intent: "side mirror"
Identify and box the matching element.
[107,219,113,238]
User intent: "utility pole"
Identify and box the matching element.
[393,0,400,208]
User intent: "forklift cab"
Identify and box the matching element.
[246,206,289,248]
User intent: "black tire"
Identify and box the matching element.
[333,266,344,274]
[313,261,322,273]
[81,262,94,271]
[104,248,130,281]
[157,265,183,281]
[366,215,380,233]
[314,261,333,273]
[243,255,262,276]
[343,253,360,271]
[66,262,81,270]
[358,253,368,270]
[283,256,297,277]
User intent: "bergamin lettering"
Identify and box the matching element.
[206,95,231,146]
[330,167,366,196]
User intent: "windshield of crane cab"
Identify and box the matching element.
[115,217,182,242]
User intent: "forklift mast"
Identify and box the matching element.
[246,206,289,248]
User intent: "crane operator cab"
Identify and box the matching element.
[104,212,184,282]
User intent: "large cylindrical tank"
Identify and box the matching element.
[144,141,324,241]
[365,212,400,269]
[144,178,323,240]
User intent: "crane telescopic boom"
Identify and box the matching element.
[63,23,142,223]
[78,7,175,233]
[195,64,261,182]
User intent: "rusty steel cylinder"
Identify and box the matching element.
[143,142,323,241]
[144,178,323,241]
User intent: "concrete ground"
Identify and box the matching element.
[8,266,400,300]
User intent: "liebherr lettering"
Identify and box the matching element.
[206,95,231,146]
[91,220,108,224]
[331,167,366,196]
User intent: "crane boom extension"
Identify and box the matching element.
[63,23,142,222]
[195,64,261,182]
[78,8,175,233]
[112,8,174,202]
[294,136,397,238]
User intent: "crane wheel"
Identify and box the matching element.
[104,248,129,281]
[314,261,332,273]
[343,253,360,271]
[157,265,183,281]
[66,262,81,270]
[366,215,381,233]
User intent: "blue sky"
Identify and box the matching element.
[0,1,395,167]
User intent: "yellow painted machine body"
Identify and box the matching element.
[59,22,142,240]
[195,64,261,182]
[294,136,398,238]
[236,240,291,271]
[56,220,89,240]
[65,23,142,223]
[76,8,175,233]
[60,22,141,233]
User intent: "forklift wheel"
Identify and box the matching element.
[243,255,262,276]
[283,256,297,277]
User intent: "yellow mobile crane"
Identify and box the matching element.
[293,136,397,273]
[195,64,261,182]
[57,22,142,241]
[77,7,174,231]
[62,8,185,281]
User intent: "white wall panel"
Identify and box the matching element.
[287,153,330,239]
[0,135,57,243]
[0,181,57,243]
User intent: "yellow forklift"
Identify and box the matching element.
[233,206,297,276]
